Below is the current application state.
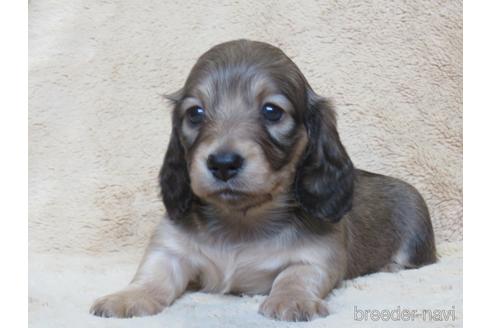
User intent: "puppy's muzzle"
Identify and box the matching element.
[207,152,244,181]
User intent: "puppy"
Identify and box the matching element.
[90,39,436,321]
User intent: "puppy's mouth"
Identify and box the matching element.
[205,188,274,213]
[212,189,249,201]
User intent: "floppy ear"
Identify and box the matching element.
[159,126,193,221]
[159,92,193,221]
[295,91,354,222]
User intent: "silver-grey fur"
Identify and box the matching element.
[90,39,436,322]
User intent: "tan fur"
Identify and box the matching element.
[92,217,344,320]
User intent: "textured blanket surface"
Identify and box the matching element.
[29,242,462,328]
[29,0,462,327]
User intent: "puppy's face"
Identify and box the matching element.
[161,40,354,224]
[173,45,309,211]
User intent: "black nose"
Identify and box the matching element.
[207,152,244,181]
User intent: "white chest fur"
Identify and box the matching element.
[189,238,288,294]
[156,220,333,295]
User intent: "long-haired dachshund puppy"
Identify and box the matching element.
[91,39,436,321]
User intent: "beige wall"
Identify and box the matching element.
[29,0,462,254]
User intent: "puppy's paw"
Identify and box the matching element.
[259,295,329,321]
[90,287,167,318]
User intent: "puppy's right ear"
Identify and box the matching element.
[159,90,193,221]
[162,89,183,105]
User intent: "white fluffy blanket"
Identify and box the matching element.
[29,0,462,327]
[29,242,462,327]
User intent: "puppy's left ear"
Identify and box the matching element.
[159,90,193,221]
[295,90,354,222]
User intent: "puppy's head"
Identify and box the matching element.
[160,40,354,224]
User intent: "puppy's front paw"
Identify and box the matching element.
[90,287,167,318]
[259,295,329,321]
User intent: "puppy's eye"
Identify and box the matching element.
[186,106,205,125]
[262,103,284,122]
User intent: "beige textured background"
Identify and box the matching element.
[29,0,462,255]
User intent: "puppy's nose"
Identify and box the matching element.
[207,152,244,181]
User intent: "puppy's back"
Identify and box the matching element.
[344,169,437,278]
